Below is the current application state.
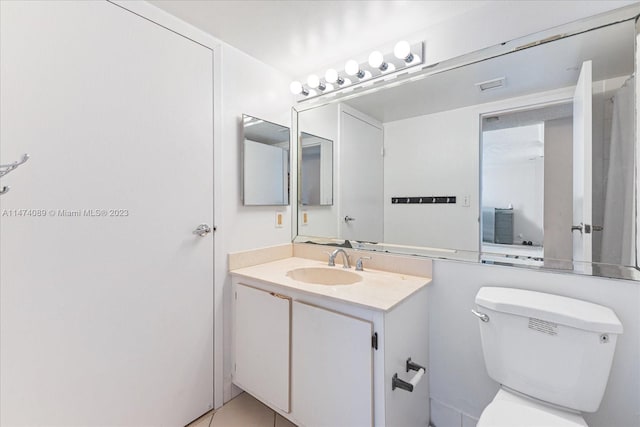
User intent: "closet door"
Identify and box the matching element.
[0,2,214,425]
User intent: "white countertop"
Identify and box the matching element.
[230,257,431,312]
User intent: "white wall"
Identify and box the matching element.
[383,87,576,252]
[428,259,640,427]
[383,108,479,251]
[219,44,294,402]
[483,158,545,245]
[483,125,545,245]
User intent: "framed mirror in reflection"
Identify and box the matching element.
[294,6,640,280]
[300,132,333,206]
[242,114,290,206]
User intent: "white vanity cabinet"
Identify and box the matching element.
[231,272,429,427]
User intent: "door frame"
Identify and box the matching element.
[477,90,574,258]
[110,0,225,410]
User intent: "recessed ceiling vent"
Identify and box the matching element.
[476,77,506,92]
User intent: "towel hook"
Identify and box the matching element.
[0,153,30,178]
[0,154,30,196]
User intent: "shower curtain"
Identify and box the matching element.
[601,76,635,266]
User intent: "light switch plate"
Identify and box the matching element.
[275,211,284,228]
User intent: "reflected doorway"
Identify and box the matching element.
[481,103,573,266]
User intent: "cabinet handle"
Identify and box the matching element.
[270,292,289,300]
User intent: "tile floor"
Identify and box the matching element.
[187,393,297,427]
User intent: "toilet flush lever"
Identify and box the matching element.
[471,309,489,322]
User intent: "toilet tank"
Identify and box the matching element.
[474,287,623,413]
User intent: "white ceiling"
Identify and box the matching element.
[148,0,489,78]
[483,124,544,166]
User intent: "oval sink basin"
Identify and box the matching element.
[286,267,362,286]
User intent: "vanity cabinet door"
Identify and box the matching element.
[233,284,291,412]
[292,301,373,427]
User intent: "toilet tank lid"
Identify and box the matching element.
[475,287,623,334]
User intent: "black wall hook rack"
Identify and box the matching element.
[391,196,456,204]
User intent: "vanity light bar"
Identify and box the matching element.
[290,41,424,101]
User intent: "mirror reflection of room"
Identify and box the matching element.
[300,132,333,206]
[296,17,636,270]
[242,115,290,206]
[481,70,635,268]
[481,106,563,266]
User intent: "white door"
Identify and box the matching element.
[233,284,290,413]
[340,110,384,242]
[0,2,214,425]
[572,60,593,264]
[292,301,373,427]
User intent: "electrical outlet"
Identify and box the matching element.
[275,211,284,228]
[462,195,470,207]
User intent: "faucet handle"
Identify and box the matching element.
[355,256,372,271]
[324,251,336,266]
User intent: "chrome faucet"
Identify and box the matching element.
[328,248,351,269]
[355,256,372,271]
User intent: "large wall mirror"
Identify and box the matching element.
[242,114,290,206]
[294,5,640,280]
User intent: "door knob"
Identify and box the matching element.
[344,216,356,223]
[193,223,213,236]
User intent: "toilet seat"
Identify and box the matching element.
[477,389,588,427]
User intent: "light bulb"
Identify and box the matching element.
[307,74,320,89]
[325,69,345,86]
[289,80,309,96]
[345,59,360,76]
[325,69,338,83]
[394,40,412,61]
[368,51,384,68]
[290,81,303,94]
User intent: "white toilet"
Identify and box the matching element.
[473,287,623,427]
